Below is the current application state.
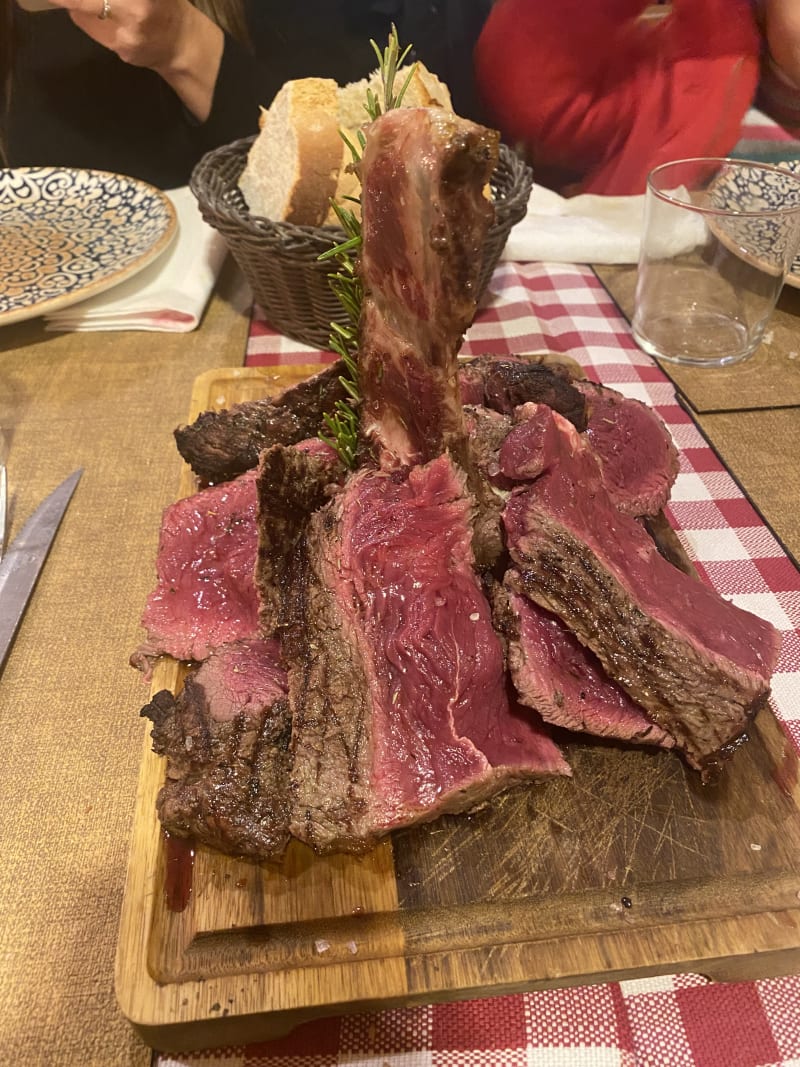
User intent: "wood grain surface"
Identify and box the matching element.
[0,261,251,1067]
[115,367,800,1053]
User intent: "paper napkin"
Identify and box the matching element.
[503,184,646,265]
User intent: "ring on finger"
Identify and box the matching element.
[98,0,111,19]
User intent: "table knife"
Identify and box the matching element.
[0,469,83,671]
[0,464,6,560]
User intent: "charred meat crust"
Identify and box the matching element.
[282,505,375,854]
[141,672,292,861]
[459,355,588,431]
[173,356,588,487]
[508,545,765,776]
[255,445,375,853]
[174,363,348,484]
[255,444,343,638]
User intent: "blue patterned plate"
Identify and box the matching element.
[0,168,178,326]
[779,159,800,288]
[705,158,800,289]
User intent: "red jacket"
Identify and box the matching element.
[474,0,761,194]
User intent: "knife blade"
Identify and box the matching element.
[0,468,83,671]
[0,464,6,561]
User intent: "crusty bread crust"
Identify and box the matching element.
[338,63,453,130]
[240,64,454,227]
[239,78,342,227]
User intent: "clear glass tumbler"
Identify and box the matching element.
[632,157,800,367]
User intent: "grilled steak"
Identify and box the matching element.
[141,638,291,859]
[271,454,569,853]
[459,355,587,430]
[174,363,348,484]
[255,443,344,638]
[577,381,679,517]
[358,108,498,466]
[137,93,784,872]
[130,470,261,678]
[171,356,584,486]
[501,406,781,774]
[492,578,673,749]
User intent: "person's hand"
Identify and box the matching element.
[46,0,225,120]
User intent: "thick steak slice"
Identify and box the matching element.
[359,108,498,466]
[288,455,569,853]
[254,443,343,638]
[577,381,679,517]
[174,363,348,483]
[501,408,781,775]
[131,470,260,677]
[255,444,374,851]
[492,578,673,749]
[141,638,291,860]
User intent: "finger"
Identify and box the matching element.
[47,0,112,17]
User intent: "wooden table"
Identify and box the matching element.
[0,260,798,1066]
[0,259,249,1067]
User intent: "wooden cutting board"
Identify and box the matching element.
[115,366,800,1053]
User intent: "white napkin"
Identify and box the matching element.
[45,186,227,333]
[502,184,646,265]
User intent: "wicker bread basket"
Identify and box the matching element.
[190,134,533,350]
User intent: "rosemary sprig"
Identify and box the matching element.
[367,31,415,118]
[319,25,416,467]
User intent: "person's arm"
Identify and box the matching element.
[762,0,800,86]
[46,0,224,120]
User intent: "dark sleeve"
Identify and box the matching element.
[190,33,265,155]
[399,0,494,122]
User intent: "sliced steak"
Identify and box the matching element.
[577,380,679,517]
[285,455,569,853]
[359,108,498,466]
[501,407,781,775]
[464,405,514,492]
[172,353,585,487]
[254,443,344,638]
[459,355,587,430]
[141,638,291,860]
[131,470,260,678]
[492,578,673,749]
[174,363,348,484]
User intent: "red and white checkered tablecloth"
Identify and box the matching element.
[155,259,800,1067]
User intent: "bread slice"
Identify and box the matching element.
[240,65,455,226]
[238,78,342,227]
[323,63,454,223]
[337,62,453,131]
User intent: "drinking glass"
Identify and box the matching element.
[632,157,800,367]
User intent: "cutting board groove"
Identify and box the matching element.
[116,366,800,1053]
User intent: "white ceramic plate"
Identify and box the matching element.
[0,168,178,326]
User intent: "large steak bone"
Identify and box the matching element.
[358,108,499,466]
